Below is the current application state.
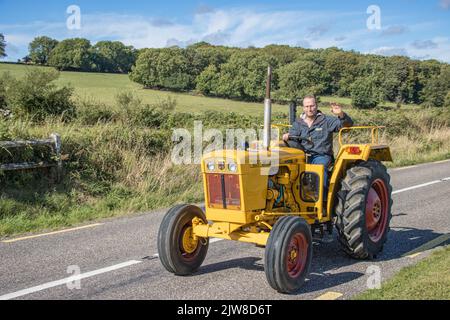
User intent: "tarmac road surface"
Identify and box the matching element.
[1,159,450,300]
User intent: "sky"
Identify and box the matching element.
[1,0,449,62]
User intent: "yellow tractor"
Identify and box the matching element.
[157,67,393,294]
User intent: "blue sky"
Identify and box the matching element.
[1,0,449,62]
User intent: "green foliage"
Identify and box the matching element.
[90,41,136,73]
[28,36,59,65]
[324,50,359,95]
[196,64,220,95]
[129,47,194,91]
[48,38,92,71]
[213,51,275,100]
[0,72,11,109]
[16,36,450,106]
[445,91,450,108]
[421,65,450,108]
[350,76,383,109]
[5,68,75,121]
[0,33,6,58]
[276,59,331,101]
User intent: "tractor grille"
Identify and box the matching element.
[206,173,241,209]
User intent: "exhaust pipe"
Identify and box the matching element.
[289,100,297,125]
[263,66,272,150]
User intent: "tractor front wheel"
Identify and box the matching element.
[157,204,209,275]
[264,216,313,294]
[335,160,393,259]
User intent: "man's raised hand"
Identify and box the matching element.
[330,102,344,118]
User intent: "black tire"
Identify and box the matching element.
[335,160,393,259]
[264,216,313,294]
[157,204,209,275]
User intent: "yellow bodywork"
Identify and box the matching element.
[192,126,392,246]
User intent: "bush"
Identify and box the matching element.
[350,77,383,109]
[0,72,9,109]
[6,69,75,121]
[76,98,114,125]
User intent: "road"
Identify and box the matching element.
[1,159,450,300]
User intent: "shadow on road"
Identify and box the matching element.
[197,257,264,275]
[194,212,448,295]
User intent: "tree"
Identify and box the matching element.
[421,65,450,107]
[28,36,59,65]
[129,49,160,88]
[91,41,137,73]
[212,50,276,100]
[195,64,220,95]
[350,76,383,109]
[276,59,331,102]
[48,38,92,71]
[0,33,6,58]
[129,47,193,90]
[324,50,360,96]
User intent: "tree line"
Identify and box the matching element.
[3,34,450,108]
[130,43,450,108]
[22,36,137,74]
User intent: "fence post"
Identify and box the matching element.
[50,133,62,182]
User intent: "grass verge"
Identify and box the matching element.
[355,246,450,300]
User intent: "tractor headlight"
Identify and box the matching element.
[207,161,215,171]
[228,162,237,172]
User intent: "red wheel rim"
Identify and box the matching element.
[286,233,308,278]
[366,179,389,242]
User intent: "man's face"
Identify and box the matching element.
[303,98,317,117]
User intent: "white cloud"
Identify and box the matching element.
[440,0,450,9]
[407,37,450,62]
[1,8,353,49]
[411,40,438,49]
[1,7,449,63]
[372,46,409,57]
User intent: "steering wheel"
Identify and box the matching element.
[284,135,315,152]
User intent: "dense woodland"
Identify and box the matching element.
[3,34,450,109]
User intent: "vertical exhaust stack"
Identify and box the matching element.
[263,66,272,150]
[289,101,297,125]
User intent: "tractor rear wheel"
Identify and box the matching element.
[335,160,392,259]
[264,216,313,294]
[157,204,209,275]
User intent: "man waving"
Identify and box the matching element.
[283,95,354,194]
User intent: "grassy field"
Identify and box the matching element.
[0,63,290,115]
[0,63,449,238]
[0,63,420,115]
[356,246,450,300]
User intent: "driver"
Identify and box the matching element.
[283,95,353,196]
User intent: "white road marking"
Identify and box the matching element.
[392,165,418,171]
[0,260,142,300]
[405,252,422,259]
[314,291,343,300]
[402,234,450,258]
[3,170,450,300]
[1,223,103,243]
[392,177,450,195]
[391,159,450,171]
